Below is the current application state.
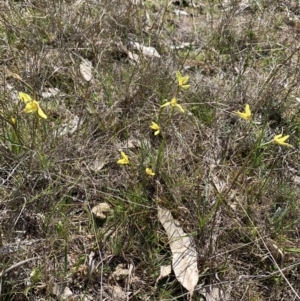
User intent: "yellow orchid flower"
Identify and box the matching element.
[24,101,47,119]
[160,97,184,113]
[176,71,190,89]
[146,168,155,176]
[273,134,293,148]
[117,151,129,165]
[150,122,160,135]
[19,92,47,119]
[234,104,252,121]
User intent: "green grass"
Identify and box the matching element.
[0,1,300,300]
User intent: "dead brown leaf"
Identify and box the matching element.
[157,206,198,300]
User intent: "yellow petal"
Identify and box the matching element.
[117,151,129,165]
[234,104,251,120]
[19,92,32,103]
[176,71,189,88]
[176,71,188,83]
[150,122,159,130]
[176,104,185,113]
[236,112,248,120]
[170,97,177,106]
[146,168,155,176]
[181,84,190,90]
[273,134,284,142]
[176,71,182,82]
[37,107,47,119]
[163,98,184,112]
[160,102,171,108]
[245,104,251,116]
[24,101,38,113]
[150,122,160,135]
[179,76,189,85]
[273,134,293,147]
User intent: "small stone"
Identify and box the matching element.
[112,264,129,281]
[91,203,111,220]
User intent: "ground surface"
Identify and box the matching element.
[1,0,300,300]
